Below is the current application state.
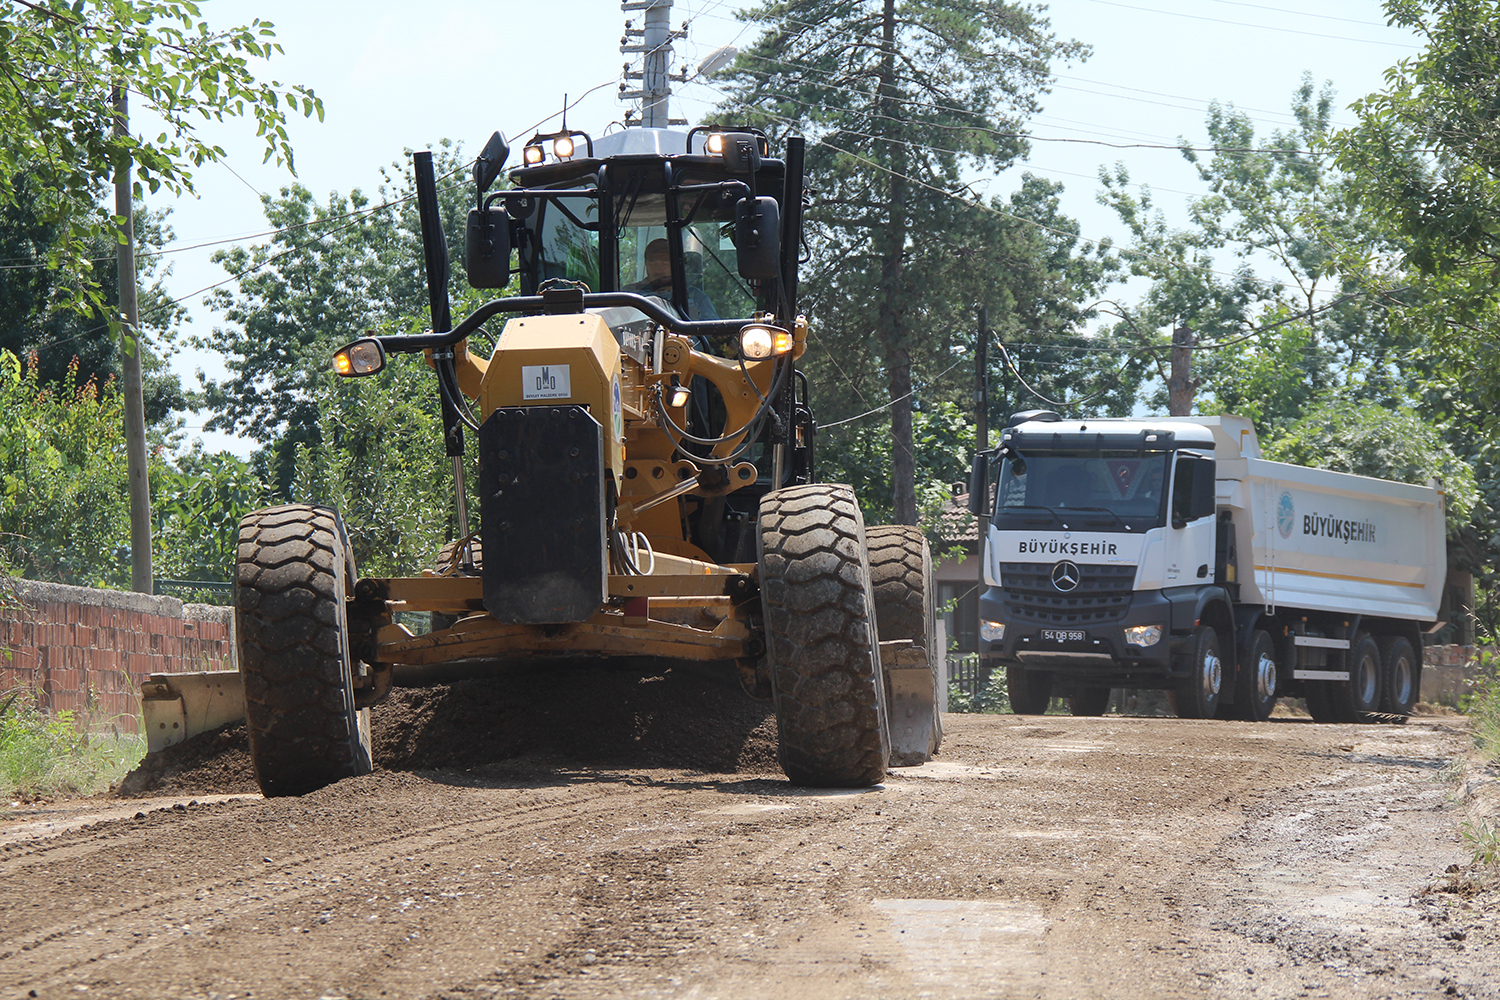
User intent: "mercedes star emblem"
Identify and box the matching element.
[1051,560,1082,592]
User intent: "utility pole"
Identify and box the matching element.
[974,306,989,657]
[1168,324,1196,417]
[113,83,152,594]
[620,0,686,128]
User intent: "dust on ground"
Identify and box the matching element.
[3,672,1497,999]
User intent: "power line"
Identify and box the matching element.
[1074,0,1417,47]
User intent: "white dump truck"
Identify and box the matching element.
[966,410,1448,722]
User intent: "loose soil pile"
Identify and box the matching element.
[118,662,777,797]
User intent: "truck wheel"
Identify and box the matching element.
[236,504,373,797]
[1173,626,1223,719]
[866,525,941,763]
[1068,685,1112,717]
[759,484,890,787]
[1329,631,1382,723]
[1007,666,1053,715]
[1233,630,1279,722]
[1377,635,1419,721]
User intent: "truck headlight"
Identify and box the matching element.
[980,620,1005,642]
[1124,624,1162,647]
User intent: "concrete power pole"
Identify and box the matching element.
[621,0,686,128]
[1167,324,1196,417]
[113,83,152,594]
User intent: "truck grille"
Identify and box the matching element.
[999,562,1136,626]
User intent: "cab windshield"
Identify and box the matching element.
[993,451,1170,530]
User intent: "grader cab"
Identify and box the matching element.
[207,125,941,796]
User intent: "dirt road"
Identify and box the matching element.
[2,671,1496,999]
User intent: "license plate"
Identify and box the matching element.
[1041,629,1086,642]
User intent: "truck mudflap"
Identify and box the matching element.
[480,404,608,624]
[881,640,939,766]
[140,671,245,753]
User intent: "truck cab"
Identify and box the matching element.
[971,410,1223,713]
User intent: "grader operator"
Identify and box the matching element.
[221,125,942,796]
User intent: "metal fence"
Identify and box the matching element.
[948,652,988,701]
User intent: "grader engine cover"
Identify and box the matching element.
[479,404,608,623]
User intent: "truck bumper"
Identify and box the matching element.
[977,585,1182,686]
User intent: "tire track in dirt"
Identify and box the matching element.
[0,771,685,996]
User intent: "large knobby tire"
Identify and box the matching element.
[1329,631,1382,723]
[1378,634,1419,721]
[866,524,942,759]
[1068,684,1112,717]
[236,504,372,797]
[1007,665,1053,715]
[759,484,890,787]
[1233,629,1279,722]
[1174,626,1223,719]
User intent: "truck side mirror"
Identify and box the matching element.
[1172,454,1217,528]
[967,453,989,515]
[735,196,781,280]
[464,208,512,289]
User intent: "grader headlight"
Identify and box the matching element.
[331,338,386,377]
[552,135,575,159]
[739,322,793,360]
[522,143,546,165]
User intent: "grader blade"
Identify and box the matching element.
[881,640,939,767]
[140,671,246,753]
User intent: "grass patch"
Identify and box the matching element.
[0,691,145,800]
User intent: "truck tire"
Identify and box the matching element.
[1007,666,1053,715]
[759,484,890,787]
[1068,685,1112,717]
[236,504,373,797]
[1329,631,1382,723]
[1377,634,1418,721]
[866,525,942,761]
[1233,630,1279,722]
[1173,626,1223,719]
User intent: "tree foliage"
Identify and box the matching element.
[1330,1,1500,408]
[0,0,322,327]
[1100,77,1404,426]
[716,0,1089,523]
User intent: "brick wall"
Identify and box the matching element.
[0,578,234,733]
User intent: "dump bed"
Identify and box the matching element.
[1217,457,1445,622]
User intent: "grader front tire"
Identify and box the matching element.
[759,484,890,787]
[236,504,372,797]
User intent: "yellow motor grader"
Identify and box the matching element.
[149,125,941,796]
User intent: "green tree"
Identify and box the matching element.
[200,144,472,493]
[1100,77,1401,426]
[0,179,188,419]
[716,0,1087,523]
[1331,1,1500,407]
[0,0,320,325]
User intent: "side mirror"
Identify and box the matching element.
[735,196,780,280]
[473,131,509,197]
[1171,454,1217,528]
[332,338,386,378]
[720,132,763,175]
[464,208,512,289]
[966,453,990,515]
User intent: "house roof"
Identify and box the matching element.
[928,494,981,548]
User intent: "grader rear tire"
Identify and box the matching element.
[759,484,890,787]
[236,504,372,797]
[866,524,942,762]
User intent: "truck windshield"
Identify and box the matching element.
[993,451,1170,530]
